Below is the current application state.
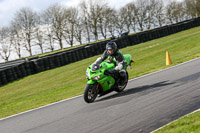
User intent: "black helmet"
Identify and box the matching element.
[106,42,117,55]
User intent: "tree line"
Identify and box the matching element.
[0,0,200,62]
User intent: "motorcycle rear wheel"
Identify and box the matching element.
[84,83,98,103]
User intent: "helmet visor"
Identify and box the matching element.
[108,49,114,54]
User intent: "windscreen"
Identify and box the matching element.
[92,64,102,71]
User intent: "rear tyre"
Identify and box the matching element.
[115,72,128,92]
[84,83,98,103]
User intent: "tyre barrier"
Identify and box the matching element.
[24,61,36,75]
[0,17,200,86]
[10,67,18,81]
[42,57,51,70]
[4,69,13,82]
[97,42,106,53]
[13,65,21,79]
[76,48,84,61]
[0,70,8,85]
[47,56,56,69]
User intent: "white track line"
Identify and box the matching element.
[151,109,200,133]
[0,57,200,121]
[0,95,82,121]
[129,57,200,82]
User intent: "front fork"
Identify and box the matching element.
[87,79,96,85]
[87,80,101,94]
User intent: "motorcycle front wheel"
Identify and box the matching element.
[84,83,98,103]
[115,71,129,92]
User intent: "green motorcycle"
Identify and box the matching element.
[84,54,133,103]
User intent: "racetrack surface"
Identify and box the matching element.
[0,58,200,133]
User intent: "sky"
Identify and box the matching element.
[0,0,184,28]
[0,0,134,28]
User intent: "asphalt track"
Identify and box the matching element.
[0,58,200,133]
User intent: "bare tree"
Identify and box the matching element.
[135,0,149,31]
[74,16,84,45]
[43,25,56,52]
[80,0,108,41]
[44,4,67,49]
[64,7,78,47]
[106,8,117,37]
[99,7,116,39]
[116,7,127,34]
[12,7,38,56]
[80,1,91,43]
[35,26,45,54]
[0,27,12,62]
[165,2,175,24]
[10,23,23,59]
[33,15,45,54]
[184,0,200,18]
[166,1,185,24]
[41,11,55,52]
[145,0,158,29]
[45,26,55,52]
[154,0,165,27]
[124,2,137,33]
[177,2,186,22]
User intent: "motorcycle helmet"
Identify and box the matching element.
[106,42,117,55]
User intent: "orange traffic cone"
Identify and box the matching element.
[166,51,172,65]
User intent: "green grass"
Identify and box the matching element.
[0,26,200,119]
[153,110,200,133]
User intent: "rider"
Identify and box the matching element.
[95,41,127,86]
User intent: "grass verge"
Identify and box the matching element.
[153,110,200,133]
[0,26,200,119]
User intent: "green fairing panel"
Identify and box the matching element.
[97,76,115,91]
[124,54,132,65]
[87,80,96,84]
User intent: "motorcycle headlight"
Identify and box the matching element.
[86,71,90,78]
[91,75,101,81]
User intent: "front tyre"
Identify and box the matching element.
[84,83,98,103]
